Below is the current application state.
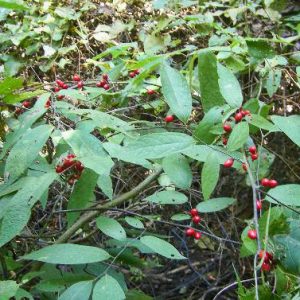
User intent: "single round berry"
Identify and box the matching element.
[190,208,198,217]
[192,215,201,224]
[62,83,68,89]
[261,178,270,187]
[251,153,258,161]
[67,154,76,159]
[134,69,140,75]
[249,146,256,154]
[165,115,174,123]
[261,262,271,272]
[256,200,262,211]
[54,86,60,92]
[45,99,51,108]
[259,250,273,262]
[147,89,155,95]
[103,84,110,90]
[73,74,81,82]
[56,79,64,87]
[194,231,201,240]
[186,228,195,237]
[234,112,243,122]
[58,95,64,100]
[243,110,251,116]
[268,179,278,188]
[55,165,64,173]
[224,158,234,168]
[22,101,31,108]
[129,72,136,78]
[247,229,257,240]
[102,74,109,81]
[223,123,232,132]
[242,163,247,171]
[222,137,228,145]
[75,161,84,172]
[96,82,102,87]
[77,81,84,89]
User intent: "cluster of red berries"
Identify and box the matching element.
[55,154,85,185]
[96,74,110,90]
[222,109,251,146]
[15,100,32,115]
[248,145,258,161]
[261,178,278,188]
[129,69,140,78]
[259,250,274,272]
[73,74,84,89]
[185,208,202,240]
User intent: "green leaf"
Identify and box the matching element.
[97,175,113,200]
[162,154,192,189]
[67,169,98,226]
[271,115,300,147]
[22,244,110,264]
[227,122,249,151]
[3,90,44,104]
[265,184,300,206]
[0,0,28,10]
[62,130,114,176]
[159,62,192,123]
[274,234,300,275]
[193,106,224,144]
[140,236,186,259]
[170,213,190,221]
[125,289,152,300]
[196,197,236,213]
[0,77,23,96]
[201,152,220,200]
[0,280,19,299]
[124,132,194,159]
[198,50,224,112]
[92,275,125,300]
[146,190,188,205]
[0,172,58,247]
[246,39,276,59]
[249,114,278,131]
[54,7,79,20]
[217,63,243,108]
[96,216,126,241]
[125,217,144,229]
[265,69,281,97]
[59,281,93,300]
[5,124,52,181]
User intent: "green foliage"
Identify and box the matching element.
[196,197,236,213]
[96,216,127,241]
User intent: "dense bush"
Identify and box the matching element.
[0,0,300,299]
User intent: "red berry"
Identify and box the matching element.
[234,112,243,122]
[73,174,80,180]
[261,262,271,272]
[68,178,75,185]
[242,163,247,171]
[58,95,64,100]
[77,81,84,89]
[194,231,201,240]
[268,179,278,188]
[256,200,262,210]
[249,146,256,154]
[62,83,68,89]
[22,101,31,108]
[103,84,110,90]
[129,72,136,78]
[192,215,201,224]
[261,178,270,187]
[222,137,228,145]
[15,107,23,115]
[186,228,195,237]
[247,229,257,240]
[67,154,76,159]
[259,250,273,262]
[96,82,102,87]
[190,208,198,217]
[56,79,64,87]
[243,110,251,116]
[165,115,174,123]
[63,158,75,168]
[102,74,108,81]
[224,158,234,168]
[73,74,81,82]
[45,99,51,108]
[147,89,155,95]
[75,161,84,172]
[54,86,60,92]
[134,69,140,75]
[55,165,64,173]
[223,123,232,132]
[251,153,258,161]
